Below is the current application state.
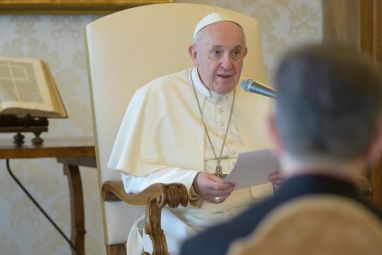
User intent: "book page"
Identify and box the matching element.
[42,62,67,117]
[0,57,66,117]
[224,149,280,190]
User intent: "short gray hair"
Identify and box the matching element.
[275,43,382,160]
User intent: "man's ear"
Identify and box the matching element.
[367,127,382,164]
[243,47,248,58]
[266,114,283,155]
[188,44,198,67]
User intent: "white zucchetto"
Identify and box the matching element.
[193,12,240,40]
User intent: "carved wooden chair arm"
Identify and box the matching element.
[102,180,189,255]
[356,175,373,201]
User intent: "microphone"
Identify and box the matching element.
[240,79,277,99]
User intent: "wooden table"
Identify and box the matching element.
[0,137,96,255]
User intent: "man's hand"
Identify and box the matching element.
[268,171,285,192]
[192,172,235,204]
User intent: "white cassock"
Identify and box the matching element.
[108,67,274,254]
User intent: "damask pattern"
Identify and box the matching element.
[0,1,322,254]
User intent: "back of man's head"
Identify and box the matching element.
[275,43,382,161]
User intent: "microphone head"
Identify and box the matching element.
[240,78,277,99]
[240,79,252,92]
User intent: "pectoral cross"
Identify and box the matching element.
[214,165,227,180]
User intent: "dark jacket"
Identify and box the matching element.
[180,174,382,255]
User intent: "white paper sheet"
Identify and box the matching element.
[224,149,280,189]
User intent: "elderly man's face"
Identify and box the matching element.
[189,21,247,95]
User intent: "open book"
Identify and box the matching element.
[0,57,67,118]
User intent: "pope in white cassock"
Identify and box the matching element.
[108,12,281,255]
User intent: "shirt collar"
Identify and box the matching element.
[278,174,359,198]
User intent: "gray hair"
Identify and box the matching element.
[275,43,382,161]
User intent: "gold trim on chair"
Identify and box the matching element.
[0,0,173,15]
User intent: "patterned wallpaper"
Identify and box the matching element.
[0,0,322,254]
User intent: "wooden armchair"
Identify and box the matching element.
[227,195,382,255]
[86,3,267,255]
[357,175,373,201]
[101,181,188,255]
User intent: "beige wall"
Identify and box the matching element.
[0,1,322,254]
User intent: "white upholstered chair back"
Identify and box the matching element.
[86,2,265,250]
